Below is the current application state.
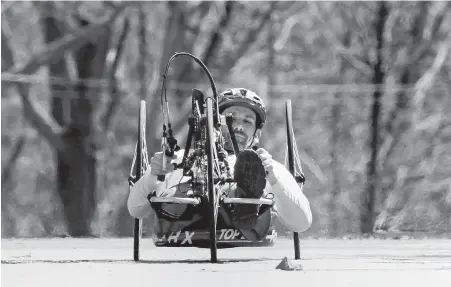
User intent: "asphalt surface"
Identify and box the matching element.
[2,238,451,287]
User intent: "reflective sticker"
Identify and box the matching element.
[168,230,181,243]
[219,229,227,240]
[224,229,234,240]
[181,231,194,245]
[219,229,242,240]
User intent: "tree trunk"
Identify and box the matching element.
[57,128,96,236]
[45,14,106,236]
[3,2,125,237]
[377,2,443,230]
[44,9,94,236]
[361,1,388,234]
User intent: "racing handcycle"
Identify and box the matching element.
[128,53,306,263]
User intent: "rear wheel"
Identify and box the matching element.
[285,100,301,259]
[133,100,149,261]
[206,97,218,263]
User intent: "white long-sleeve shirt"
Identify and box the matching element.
[127,151,312,233]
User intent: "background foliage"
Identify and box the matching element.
[2,1,451,238]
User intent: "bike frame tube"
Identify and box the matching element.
[286,100,301,260]
[206,97,218,263]
[133,100,146,262]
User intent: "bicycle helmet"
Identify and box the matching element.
[218,88,267,129]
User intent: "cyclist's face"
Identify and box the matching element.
[221,105,257,151]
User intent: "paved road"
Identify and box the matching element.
[2,238,451,287]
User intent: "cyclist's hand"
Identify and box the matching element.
[255,148,277,184]
[150,152,177,176]
[255,148,274,173]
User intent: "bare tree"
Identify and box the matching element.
[1,27,27,191]
[3,2,129,236]
[376,1,450,230]
[361,1,388,234]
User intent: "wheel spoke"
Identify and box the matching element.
[129,143,138,183]
[284,145,288,168]
[292,135,303,175]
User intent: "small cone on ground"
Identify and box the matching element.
[276,256,303,271]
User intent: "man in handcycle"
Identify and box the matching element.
[128,88,312,242]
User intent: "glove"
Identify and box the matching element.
[150,151,177,176]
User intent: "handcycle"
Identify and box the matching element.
[128,53,306,263]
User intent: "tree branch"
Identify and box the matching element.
[382,2,449,143]
[381,4,432,152]
[2,29,65,151]
[1,135,26,189]
[312,2,373,77]
[341,53,373,78]
[1,29,14,72]
[102,16,130,131]
[7,5,127,76]
[1,1,16,14]
[394,3,447,69]
[2,28,15,96]
[274,13,300,52]
[201,1,235,68]
[17,83,66,150]
[188,1,213,37]
[219,3,276,76]
[39,2,80,82]
[412,39,450,109]
[84,24,114,109]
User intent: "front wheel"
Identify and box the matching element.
[206,97,218,263]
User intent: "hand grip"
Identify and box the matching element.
[157,162,177,182]
[157,146,168,182]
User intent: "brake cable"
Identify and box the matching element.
[157,52,219,182]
